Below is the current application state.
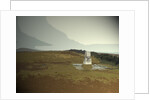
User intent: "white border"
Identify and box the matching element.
[11,0,148,93]
[0,10,134,99]
[0,0,10,10]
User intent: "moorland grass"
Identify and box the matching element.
[16,51,119,93]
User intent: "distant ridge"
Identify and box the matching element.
[16,48,40,52]
[17,48,119,56]
[16,17,51,50]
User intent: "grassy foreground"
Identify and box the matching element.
[16,51,119,93]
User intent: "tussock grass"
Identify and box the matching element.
[16,51,119,93]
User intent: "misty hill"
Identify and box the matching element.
[16,18,51,49]
[17,16,118,53]
[17,16,84,50]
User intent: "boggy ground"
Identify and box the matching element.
[16,51,119,93]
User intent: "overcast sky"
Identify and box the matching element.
[46,16,119,45]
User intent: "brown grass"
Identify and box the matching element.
[16,51,119,93]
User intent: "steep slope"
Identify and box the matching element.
[16,18,51,49]
[17,16,84,50]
